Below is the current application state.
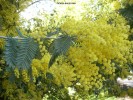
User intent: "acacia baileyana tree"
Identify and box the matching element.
[0,0,133,99]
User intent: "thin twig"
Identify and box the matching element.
[18,0,45,13]
[0,36,25,39]
[0,36,59,40]
[28,0,45,7]
[0,36,7,39]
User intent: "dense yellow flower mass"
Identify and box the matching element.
[27,3,133,93]
[1,0,133,99]
[14,68,20,78]
[49,61,76,87]
[60,12,131,90]
[0,0,31,32]
[31,52,50,82]
[31,54,76,87]
[22,69,29,83]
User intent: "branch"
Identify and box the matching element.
[0,36,60,40]
[0,36,6,39]
[28,0,45,7]
[17,0,46,13]
[0,36,25,39]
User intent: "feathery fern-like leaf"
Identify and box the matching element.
[4,36,38,69]
[4,37,18,69]
[48,35,75,67]
[16,38,38,69]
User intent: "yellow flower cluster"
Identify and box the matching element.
[41,53,51,67]
[21,70,29,83]
[0,1,18,26]
[31,53,50,81]
[0,0,32,25]
[49,61,76,87]
[2,80,17,99]
[0,0,32,48]
[0,1,19,31]
[27,83,42,100]
[111,1,121,10]
[31,59,42,78]
[68,47,105,90]
[60,13,131,90]
[14,68,20,78]
[39,41,47,56]
[61,17,80,35]
[30,27,47,40]
[78,65,104,90]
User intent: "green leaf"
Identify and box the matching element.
[4,37,18,69]
[16,38,38,69]
[48,35,75,67]
[4,37,38,70]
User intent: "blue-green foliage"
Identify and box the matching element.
[4,37,18,69]
[48,35,75,67]
[4,37,38,69]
